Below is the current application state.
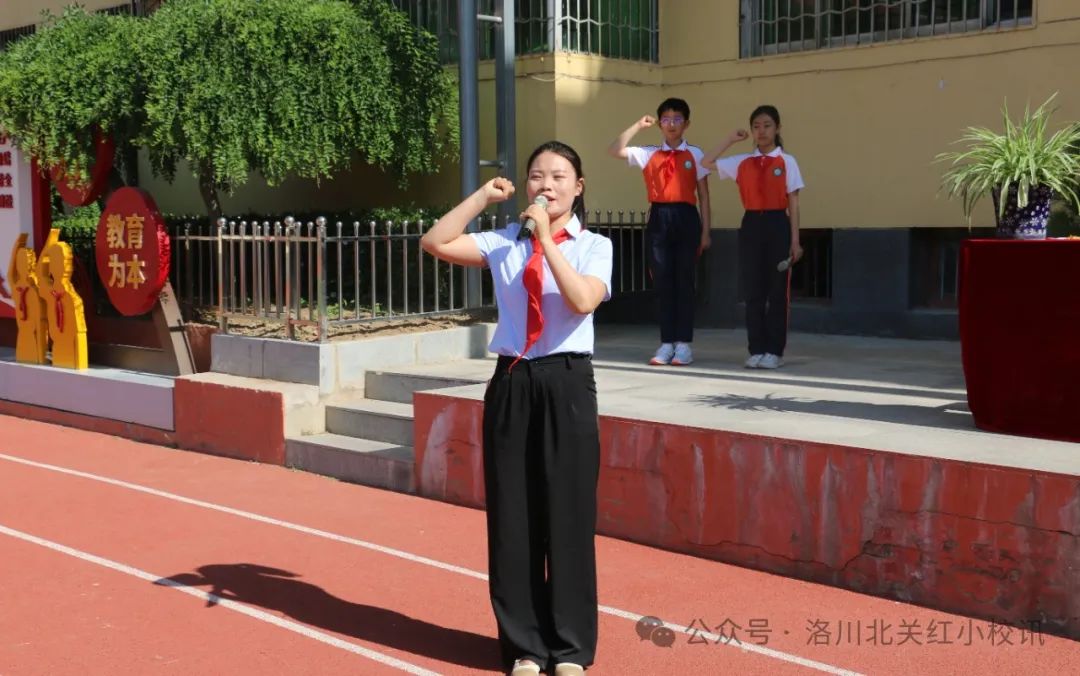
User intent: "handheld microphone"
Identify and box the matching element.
[517,195,549,240]
[777,256,793,272]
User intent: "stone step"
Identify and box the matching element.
[364,369,485,405]
[285,433,414,494]
[325,398,414,445]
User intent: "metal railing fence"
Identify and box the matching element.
[170,209,652,341]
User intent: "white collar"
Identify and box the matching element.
[662,140,689,152]
[752,146,783,158]
[561,214,583,238]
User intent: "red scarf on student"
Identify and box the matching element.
[510,224,577,369]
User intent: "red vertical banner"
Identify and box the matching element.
[0,136,39,319]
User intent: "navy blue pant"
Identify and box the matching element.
[739,210,792,356]
[646,202,700,344]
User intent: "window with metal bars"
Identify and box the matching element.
[391,0,659,63]
[790,229,833,301]
[0,25,36,52]
[96,3,138,17]
[741,0,1033,58]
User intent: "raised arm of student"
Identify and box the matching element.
[607,115,656,160]
[702,129,749,169]
[420,177,515,267]
[520,202,610,315]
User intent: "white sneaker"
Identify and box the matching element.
[511,660,542,676]
[649,343,675,365]
[745,354,764,369]
[671,342,693,366]
[758,353,784,369]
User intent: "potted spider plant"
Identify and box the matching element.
[947,95,1080,443]
[938,93,1080,240]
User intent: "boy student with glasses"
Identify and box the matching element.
[608,98,711,366]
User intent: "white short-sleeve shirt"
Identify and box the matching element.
[713,146,805,194]
[469,215,613,359]
[625,140,711,180]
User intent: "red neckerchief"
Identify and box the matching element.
[509,225,578,370]
[51,290,65,333]
[16,286,29,321]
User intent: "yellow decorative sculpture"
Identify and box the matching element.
[7,233,48,364]
[35,229,88,370]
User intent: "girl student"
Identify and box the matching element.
[421,141,613,676]
[703,105,804,369]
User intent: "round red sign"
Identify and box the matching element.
[95,187,171,316]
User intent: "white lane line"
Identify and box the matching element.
[0,453,485,581]
[0,452,863,675]
[0,523,440,676]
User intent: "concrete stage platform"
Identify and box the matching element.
[0,347,175,437]
[408,326,1080,639]
[416,326,1078,475]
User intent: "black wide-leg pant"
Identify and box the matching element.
[482,353,600,671]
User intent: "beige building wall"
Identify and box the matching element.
[187,1,1077,230]
[0,0,127,28]
[551,55,662,223]
[652,1,1080,230]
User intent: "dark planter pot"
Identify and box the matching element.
[991,184,1053,240]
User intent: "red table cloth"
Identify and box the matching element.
[959,238,1080,443]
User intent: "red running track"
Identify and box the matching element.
[0,415,1077,675]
